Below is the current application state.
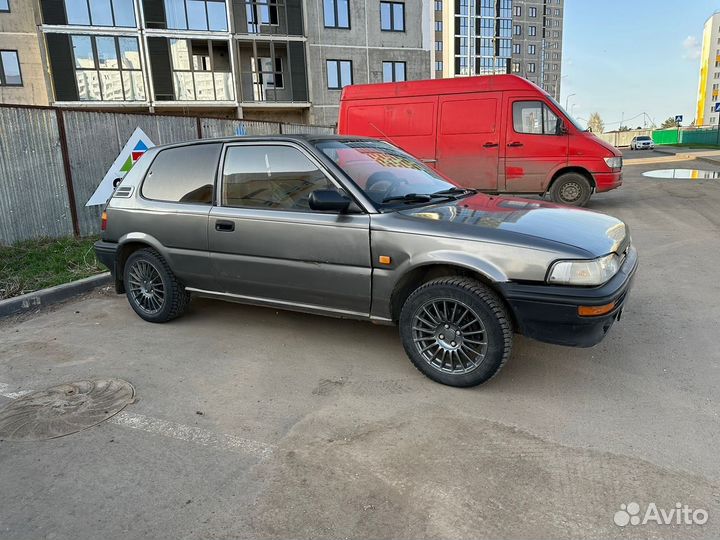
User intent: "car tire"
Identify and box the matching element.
[123,248,190,323]
[399,276,513,387]
[548,172,592,206]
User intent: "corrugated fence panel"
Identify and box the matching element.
[64,111,198,236]
[282,123,335,135]
[679,128,720,146]
[651,129,679,145]
[0,105,336,243]
[0,107,73,245]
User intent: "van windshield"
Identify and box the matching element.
[545,94,585,131]
[315,139,462,209]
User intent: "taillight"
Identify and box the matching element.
[101,211,108,231]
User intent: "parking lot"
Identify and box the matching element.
[1,152,719,539]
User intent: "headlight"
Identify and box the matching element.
[547,253,621,286]
[604,156,622,169]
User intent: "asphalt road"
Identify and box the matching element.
[1,153,718,540]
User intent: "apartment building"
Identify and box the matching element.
[695,11,720,126]
[0,0,51,105]
[433,0,563,99]
[0,0,432,124]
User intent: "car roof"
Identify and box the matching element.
[146,134,373,152]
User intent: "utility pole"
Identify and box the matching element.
[565,93,576,110]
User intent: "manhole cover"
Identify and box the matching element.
[0,379,135,441]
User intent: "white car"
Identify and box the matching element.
[630,136,655,150]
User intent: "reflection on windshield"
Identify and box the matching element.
[404,197,545,228]
[315,139,456,208]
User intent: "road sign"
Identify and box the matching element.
[675,115,683,123]
[714,103,720,112]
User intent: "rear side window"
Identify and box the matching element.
[142,143,221,204]
[512,101,559,135]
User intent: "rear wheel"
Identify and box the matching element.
[549,172,592,206]
[399,277,513,387]
[123,248,190,323]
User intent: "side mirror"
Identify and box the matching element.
[308,190,352,212]
[557,120,569,135]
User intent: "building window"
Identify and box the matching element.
[513,5,520,16]
[435,60,442,72]
[434,0,441,11]
[256,57,283,88]
[527,62,535,73]
[511,61,520,73]
[382,61,405,82]
[163,0,227,31]
[65,0,136,27]
[528,6,537,17]
[435,20,442,32]
[513,24,521,36]
[0,0,8,12]
[0,50,21,86]
[435,40,442,51]
[70,35,144,100]
[168,39,233,100]
[245,0,279,32]
[528,44,535,55]
[380,1,404,32]
[512,43,520,54]
[555,8,560,16]
[323,0,350,28]
[326,59,352,89]
[528,25,537,36]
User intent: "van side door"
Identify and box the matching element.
[502,97,569,193]
[435,93,501,191]
[207,142,372,315]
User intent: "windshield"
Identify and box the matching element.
[314,139,459,208]
[545,94,585,131]
[638,136,651,140]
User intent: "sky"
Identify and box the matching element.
[560,0,718,130]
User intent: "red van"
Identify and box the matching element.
[337,75,623,206]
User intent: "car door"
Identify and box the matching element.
[435,93,501,190]
[207,141,372,315]
[502,98,569,193]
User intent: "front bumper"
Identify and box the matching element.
[498,246,638,347]
[594,171,623,193]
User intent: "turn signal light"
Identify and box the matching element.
[101,211,108,231]
[578,301,616,317]
[378,255,391,265]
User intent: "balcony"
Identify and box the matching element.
[236,39,308,105]
[233,0,304,37]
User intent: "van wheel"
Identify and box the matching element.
[123,248,190,323]
[399,277,513,387]
[549,173,592,206]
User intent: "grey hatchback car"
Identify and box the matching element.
[95,135,637,387]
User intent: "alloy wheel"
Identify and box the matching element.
[127,259,165,314]
[411,298,488,374]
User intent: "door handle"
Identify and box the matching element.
[215,220,235,232]
[483,142,499,148]
[507,141,524,147]
[421,158,437,163]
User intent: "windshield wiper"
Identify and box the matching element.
[431,187,478,197]
[382,187,478,204]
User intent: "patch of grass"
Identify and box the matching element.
[0,236,104,300]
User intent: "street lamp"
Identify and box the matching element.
[565,93,576,111]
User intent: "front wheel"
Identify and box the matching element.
[123,248,190,323]
[548,173,592,206]
[399,277,513,387]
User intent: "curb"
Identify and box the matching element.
[0,272,112,318]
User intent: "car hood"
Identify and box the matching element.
[396,194,629,258]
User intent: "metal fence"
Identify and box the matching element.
[599,126,720,148]
[0,104,334,245]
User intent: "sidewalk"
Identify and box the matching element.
[654,145,720,166]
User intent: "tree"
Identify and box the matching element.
[618,125,630,132]
[660,116,680,129]
[587,112,604,134]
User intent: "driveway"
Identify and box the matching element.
[1,157,719,540]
